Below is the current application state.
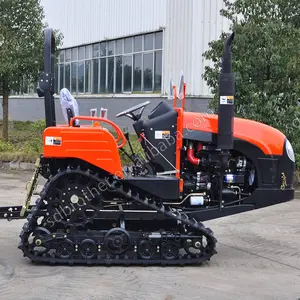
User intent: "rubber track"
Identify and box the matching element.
[18,167,217,265]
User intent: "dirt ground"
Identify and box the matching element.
[0,170,299,300]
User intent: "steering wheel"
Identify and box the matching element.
[116,101,150,121]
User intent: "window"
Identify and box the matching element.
[100,43,106,57]
[85,45,92,59]
[108,41,114,56]
[143,53,153,91]
[133,54,142,92]
[107,57,114,93]
[78,62,84,93]
[154,51,162,91]
[134,36,142,52]
[56,31,163,94]
[155,32,163,49]
[115,56,122,93]
[59,51,64,63]
[71,48,78,61]
[92,59,99,93]
[65,49,71,62]
[123,55,132,92]
[124,37,133,54]
[65,64,71,91]
[100,58,106,93]
[144,33,154,51]
[79,47,85,60]
[71,62,78,93]
[93,44,100,58]
[116,39,123,55]
[85,60,91,93]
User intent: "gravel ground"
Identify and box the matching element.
[0,170,299,300]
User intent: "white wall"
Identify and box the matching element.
[41,0,167,48]
[163,0,231,97]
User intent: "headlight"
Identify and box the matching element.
[285,139,295,162]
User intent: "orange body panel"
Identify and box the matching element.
[175,107,184,177]
[43,125,124,178]
[183,112,286,155]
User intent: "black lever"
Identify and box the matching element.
[67,108,80,127]
[124,132,135,156]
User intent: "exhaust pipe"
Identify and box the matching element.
[217,32,235,150]
[217,33,235,210]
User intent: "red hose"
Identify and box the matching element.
[197,143,203,152]
[187,143,200,165]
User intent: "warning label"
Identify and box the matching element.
[155,131,171,139]
[220,96,234,105]
[45,136,62,146]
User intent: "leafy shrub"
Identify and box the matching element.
[30,119,46,134]
[22,138,43,154]
[0,141,14,152]
[12,120,32,131]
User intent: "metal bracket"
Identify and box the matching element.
[20,157,41,217]
[39,72,54,92]
[156,170,178,176]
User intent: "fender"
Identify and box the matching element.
[43,125,124,178]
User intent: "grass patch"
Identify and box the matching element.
[120,135,145,165]
[0,120,44,162]
[0,119,144,164]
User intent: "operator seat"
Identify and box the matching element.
[59,88,79,126]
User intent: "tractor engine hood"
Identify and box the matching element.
[183,112,286,156]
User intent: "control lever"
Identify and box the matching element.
[124,132,135,157]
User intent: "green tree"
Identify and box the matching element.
[202,0,300,165]
[0,0,63,141]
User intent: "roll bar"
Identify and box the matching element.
[37,28,56,128]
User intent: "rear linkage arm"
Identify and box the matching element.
[0,157,40,221]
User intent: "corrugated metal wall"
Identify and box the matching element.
[41,0,167,48]
[41,0,231,96]
[163,0,231,97]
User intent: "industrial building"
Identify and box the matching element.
[42,0,231,98]
[1,0,231,125]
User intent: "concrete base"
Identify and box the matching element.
[0,161,36,171]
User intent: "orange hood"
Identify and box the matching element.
[183,112,286,155]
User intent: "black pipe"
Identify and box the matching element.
[222,33,235,73]
[38,28,56,128]
[217,32,235,150]
[217,32,235,210]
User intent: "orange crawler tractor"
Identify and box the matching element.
[3,29,295,265]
